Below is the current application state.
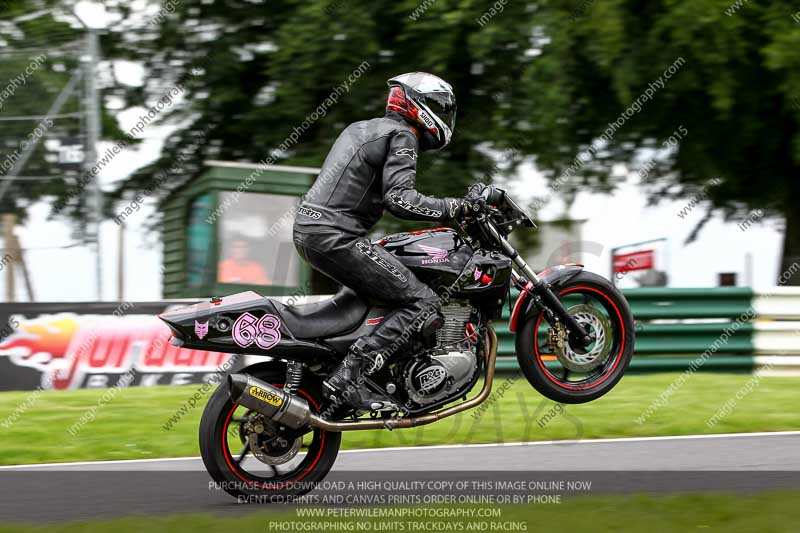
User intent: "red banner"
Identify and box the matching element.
[0,307,236,391]
[613,249,655,273]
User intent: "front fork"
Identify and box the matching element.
[483,219,592,347]
[512,271,593,348]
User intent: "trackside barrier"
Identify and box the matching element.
[0,289,797,391]
[496,287,800,375]
[0,295,325,392]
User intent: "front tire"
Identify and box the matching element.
[515,271,635,404]
[199,362,341,501]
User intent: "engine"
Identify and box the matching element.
[402,301,479,406]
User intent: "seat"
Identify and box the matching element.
[273,286,369,339]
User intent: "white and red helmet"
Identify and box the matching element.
[387,72,457,151]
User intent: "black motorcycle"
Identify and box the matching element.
[159,185,635,500]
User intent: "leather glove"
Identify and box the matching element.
[458,184,487,219]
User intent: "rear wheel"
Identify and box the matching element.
[516,271,635,404]
[199,363,341,501]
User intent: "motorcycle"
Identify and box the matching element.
[159,185,635,500]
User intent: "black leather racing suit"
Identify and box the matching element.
[293,112,459,368]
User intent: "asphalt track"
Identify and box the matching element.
[0,431,799,524]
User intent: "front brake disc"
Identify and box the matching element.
[553,304,613,372]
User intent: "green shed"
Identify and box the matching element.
[161,160,321,299]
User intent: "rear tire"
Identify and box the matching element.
[199,362,341,501]
[515,271,635,404]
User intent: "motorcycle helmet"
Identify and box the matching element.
[386,72,456,151]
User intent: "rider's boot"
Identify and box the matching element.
[323,345,386,410]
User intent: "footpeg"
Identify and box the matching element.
[369,401,399,412]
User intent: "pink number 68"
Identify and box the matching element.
[232,312,282,350]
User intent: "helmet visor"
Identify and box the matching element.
[421,91,457,133]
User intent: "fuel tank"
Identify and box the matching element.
[377,227,512,317]
[377,228,473,286]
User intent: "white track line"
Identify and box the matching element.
[2,431,799,470]
[0,455,201,470]
[338,430,800,454]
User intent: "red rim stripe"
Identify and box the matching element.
[533,286,626,391]
[222,384,326,491]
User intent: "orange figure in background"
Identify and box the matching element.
[218,238,270,285]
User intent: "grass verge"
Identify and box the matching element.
[0,372,798,465]
[1,490,799,532]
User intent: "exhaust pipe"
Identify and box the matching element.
[228,327,498,433]
[308,327,497,431]
[227,374,311,429]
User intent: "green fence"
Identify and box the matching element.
[623,287,754,319]
[495,287,759,373]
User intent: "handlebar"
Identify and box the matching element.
[478,185,536,230]
[482,184,505,206]
[456,185,536,257]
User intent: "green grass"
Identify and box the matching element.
[1,372,799,465]
[1,491,799,532]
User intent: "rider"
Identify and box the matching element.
[293,72,476,409]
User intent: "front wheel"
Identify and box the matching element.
[516,271,635,404]
[199,362,341,502]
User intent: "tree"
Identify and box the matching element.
[0,2,80,220]
[101,0,542,233]
[508,0,800,284]
[0,0,128,225]
[68,0,800,284]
